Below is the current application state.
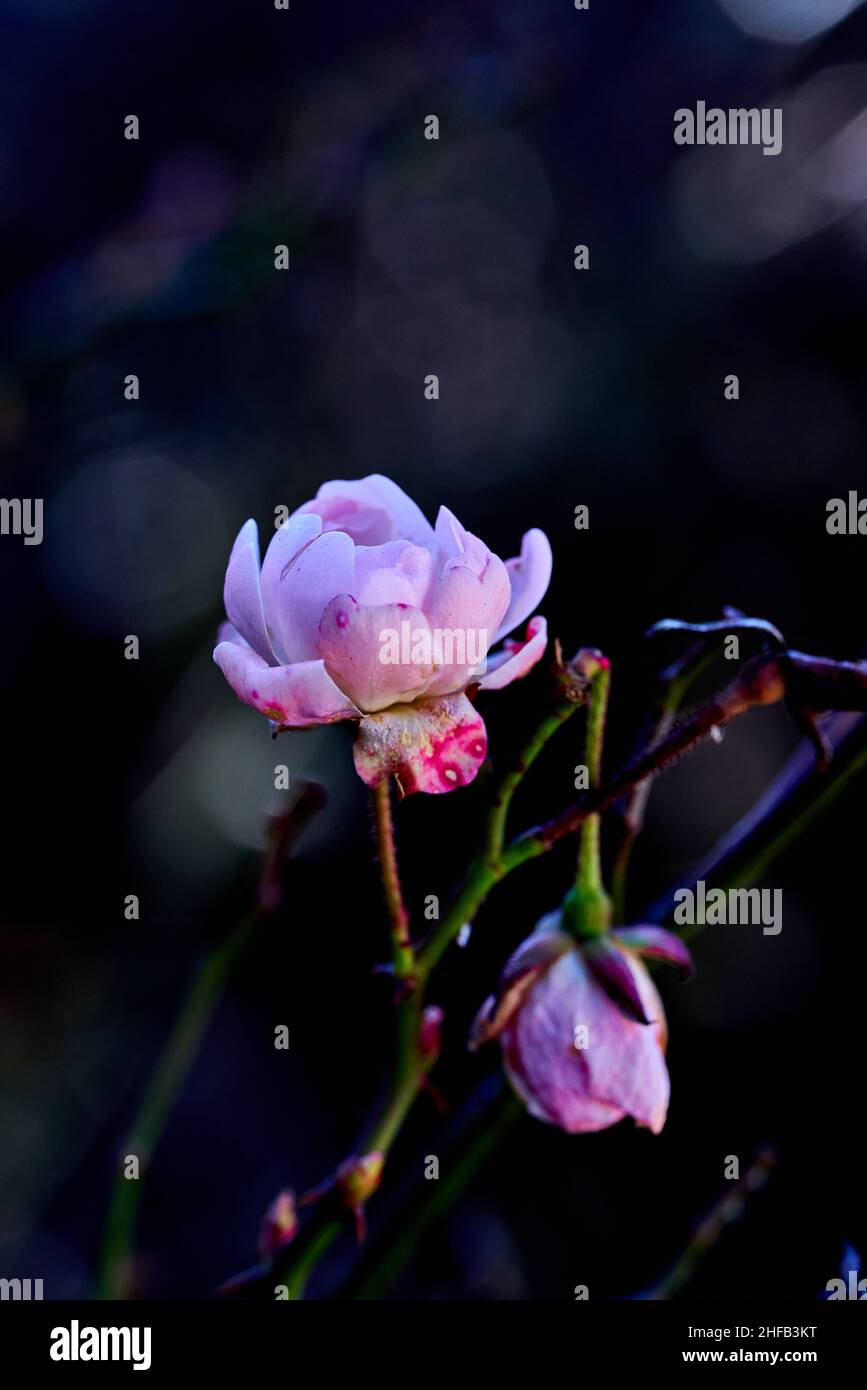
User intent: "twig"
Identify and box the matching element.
[95,783,325,1299]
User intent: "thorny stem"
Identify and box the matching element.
[371,778,415,981]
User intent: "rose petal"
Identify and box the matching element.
[494,529,553,643]
[259,513,323,659]
[353,541,434,608]
[613,926,695,979]
[213,639,360,727]
[352,694,488,795]
[434,505,495,579]
[584,937,656,1025]
[295,475,436,549]
[470,923,574,1049]
[422,561,509,697]
[318,596,436,713]
[216,620,248,647]
[362,475,437,548]
[223,519,275,663]
[476,616,548,691]
[266,528,356,665]
[581,954,670,1132]
[499,924,670,1134]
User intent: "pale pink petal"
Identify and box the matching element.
[503,1034,623,1131]
[267,529,355,665]
[213,640,360,727]
[494,529,553,643]
[470,923,574,1049]
[259,513,323,658]
[318,596,435,713]
[217,620,247,647]
[353,541,434,608]
[223,520,275,663]
[476,616,548,691]
[296,487,389,544]
[434,504,466,564]
[500,939,624,1131]
[362,475,437,548]
[581,955,670,1133]
[422,561,510,697]
[294,475,436,548]
[434,505,493,577]
[352,694,488,795]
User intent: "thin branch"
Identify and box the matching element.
[417,654,786,978]
[96,783,325,1299]
[371,778,414,980]
[635,1148,778,1300]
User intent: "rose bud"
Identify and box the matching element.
[257,1190,298,1263]
[335,1152,385,1242]
[471,914,693,1135]
[214,476,551,794]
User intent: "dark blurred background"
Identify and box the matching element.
[1,0,866,1300]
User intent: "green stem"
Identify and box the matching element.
[485,673,585,865]
[97,913,257,1298]
[347,1083,522,1299]
[566,653,611,938]
[272,986,427,1299]
[271,785,427,1298]
[96,782,325,1300]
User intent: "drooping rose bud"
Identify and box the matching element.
[335,1152,385,1241]
[472,912,693,1135]
[214,476,552,794]
[257,1190,298,1262]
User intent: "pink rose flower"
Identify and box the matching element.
[471,915,693,1134]
[214,475,551,794]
